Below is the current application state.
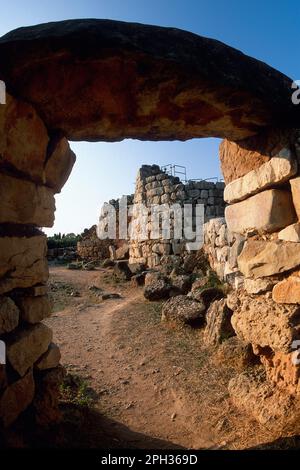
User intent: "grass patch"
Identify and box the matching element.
[60,373,96,408]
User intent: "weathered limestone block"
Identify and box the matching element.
[272,276,300,304]
[161,295,205,324]
[225,189,296,235]
[224,149,297,203]
[115,243,129,260]
[0,20,296,142]
[278,223,300,242]
[238,239,300,278]
[0,369,35,428]
[18,295,51,324]
[35,343,61,370]
[0,235,48,294]
[0,92,48,183]
[212,337,255,372]
[220,128,296,184]
[228,368,300,430]
[290,177,300,220]
[229,292,300,352]
[244,277,275,295]
[203,299,235,346]
[0,173,55,227]
[7,323,52,376]
[258,348,300,394]
[0,296,19,334]
[44,136,76,193]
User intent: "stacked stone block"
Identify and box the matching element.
[129,164,225,268]
[0,92,75,430]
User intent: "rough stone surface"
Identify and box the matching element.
[115,244,129,260]
[220,128,297,184]
[258,348,300,394]
[229,292,300,353]
[238,239,300,278]
[290,176,300,220]
[0,369,35,428]
[272,276,300,304]
[113,261,132,280]
[212,337,256,372]
[225,189,296,235]
[0,296,19,334]
[161,295,205,324]
[0,236,48,294]
[18,295,51,324]
[224,149,297,203]
[278,223,300,242]
[0,173,55,227]
[0,20,297,142]
[229,368,300,430]
[7,323,53,376]
[0,92,49,183]
[44,136,76,193]
[203,299,235,346]
[144,277,171,301]
[244,277,275,295]
[35,342,61,370]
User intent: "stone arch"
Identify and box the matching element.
[0,19,299,433]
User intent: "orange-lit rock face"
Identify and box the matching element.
[258,348,300,395]
[0,19,298,142]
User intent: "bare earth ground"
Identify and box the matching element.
[43,266,296,449]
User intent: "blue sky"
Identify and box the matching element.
[1,0,299,235]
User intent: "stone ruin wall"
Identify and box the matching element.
[129,164,225,268]
[0,17,300,438]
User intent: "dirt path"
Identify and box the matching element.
[45,266,280,449]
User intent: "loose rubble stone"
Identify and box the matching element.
[113,261,132,280]
[203,299,235,346]
[161,295,205,325]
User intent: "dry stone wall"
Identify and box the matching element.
[0,92,75,431]
[129,164,225,268]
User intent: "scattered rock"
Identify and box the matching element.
[102,258,115,268]
[130,273,145,287]
[144,279,171,301]
[115,244,129,260]
[203,299,235,346]
[113,261,132,280]
[212,337,256,371]
[101,293,121,300]
[161,295,205,325]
